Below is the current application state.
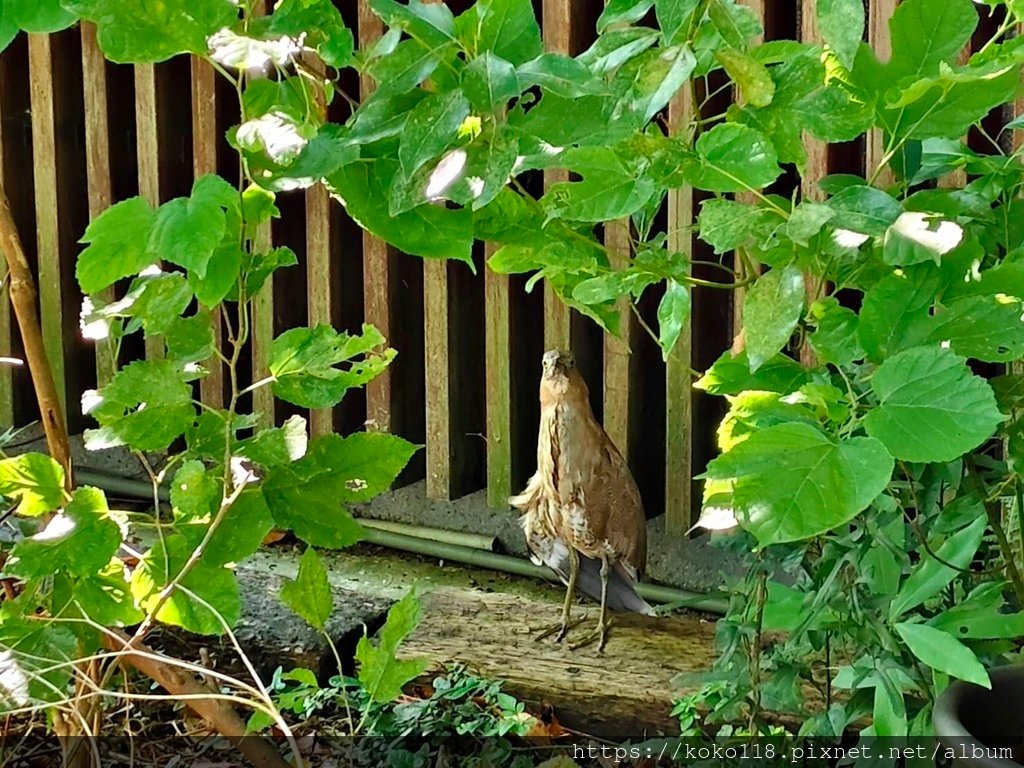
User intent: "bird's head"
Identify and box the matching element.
[540,349,588,403]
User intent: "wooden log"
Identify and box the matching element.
[665,91,696,535]
[485,244,513,508]
[866,0,896,188]
[135,62,164,361]
[358,1,397,436]
[306,54,333,438]
[81,24,117,387]
[0,54,14,424]
[541,0,572,352]
[28,34,67,421]
[602,220,636,461]
[191,55,225,409]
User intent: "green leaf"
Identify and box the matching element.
[655,0,699,46]
[0,620,76,706]
[815,0,864,69]
[0,453,65,517]
[698,198,783,254]
[864,347,1004,463]
[280,548,333,630]
[269,323,395,409]
[894,622,990,688]
[7,0,76,33]
[84,359,195,452]
[369,38,446,96]
[706,0,762,50]
[172,463,273,566]
[455,0,542,65]
[858,268,939,362]
[704,422,893,545]
[328,160,474,263]
[695,350,809,396]
[516,54,606,98]
[262,433,417,548]
[871,671,908,737]
[889,516,987,620]
[369,0,456,49]
[743,264,804,371]
[356,590,429,702]
[127,272,194,335]
[930,583,1024,639]
[165,314,216,366]
[267,0,353,68]
[76,197,157,294]
[131,535,241,635]
[808,297,863,366]
[657,280,691,361]
[827,185,902,236]
[64,0,239,63]
[470,124,518,210]
[192,243,243,308]
[7,488,120,579]
[237,414,308,467]
[612,44,697,125]
[882,212,964,267]
[577,27,660,76]
[681,123,782,193]
[716,49,774,107]
[542,146,656,222]
[148,176,238,278]
[886,0,976,81]
[462,51,520,111]
[70,562,145,627]
[597,0,654,33]
[928,294,1024,363]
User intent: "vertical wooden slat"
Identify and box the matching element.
[603,221,635,458]
[732,0,767,339]
[866,0,896,187]
[484,253,513,508]
[0,56,12,424]
[359,1,397,435]
[192,55,225,408]
[306,55,333,437]
[665,90,696,535]
[799,0,829,359]
[541,0,572,351]
[135,62,164,361]
[82,24,117,387]
[28,34,66,422]
[424,258,452,498]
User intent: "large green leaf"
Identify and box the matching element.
[266,0,354,68]
[0,620,76,706]
[269,323,395,409]
[7,0,76,33]
[369,0,456,49]
[815,0,864,69]
[698,199,783,254]
[462,51,520,111]
[455,0,542,65]
[369,38,446,96]
[657,280,691,361]
[679,123,782,193]
[695,350,809,396]
[894,622,989,688]
[84,359,195,452]
[716,49,774,107]
[76,197,157,294]
[7,488,120,579]
[131,534,241,635]
[611,44,697,125]
[655,0,699,46]
[704,422,893,545]
[356,590,429,703]
[929,582,1024,639]
[65,0,239,63]
[885,0,976,81]
[0,453,65,517]
[889,516,986,620]
[397,89,471,185]
[743,264,804,371]
[148,175,238,279]
[262,433,417,548]
[543,146,657,222]
[928,294,1024,363]
[864,347,1004,463]
[826,185,902,237]
[280,547,333,631]
[808,297,863,367]
[858,268,939,362]
[516,54,606,98]
[577,27,660,76]
[328,160,474,263]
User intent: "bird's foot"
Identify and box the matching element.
[532,615,587,642]
[568,619,610,652]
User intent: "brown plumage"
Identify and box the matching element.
[510,349,651,651]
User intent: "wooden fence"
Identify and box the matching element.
[0,1,1008,537]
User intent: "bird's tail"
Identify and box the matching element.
[575,554,655,616]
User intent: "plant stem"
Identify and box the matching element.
[966,457,1024,607]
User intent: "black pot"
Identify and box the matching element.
[933,665,1024,767]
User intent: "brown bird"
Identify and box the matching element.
[510,349,651,651]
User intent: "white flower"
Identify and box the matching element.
[832,229,870,248]
[425,149,468,200]
[888,211,963,256]
[236,112,308,163]
[208,28,304,71]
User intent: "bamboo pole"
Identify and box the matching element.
[0,185,71,481]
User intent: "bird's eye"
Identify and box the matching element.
[564,356,575,369]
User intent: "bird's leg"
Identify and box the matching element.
[534,548,585,641]
[569,556,611,652]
